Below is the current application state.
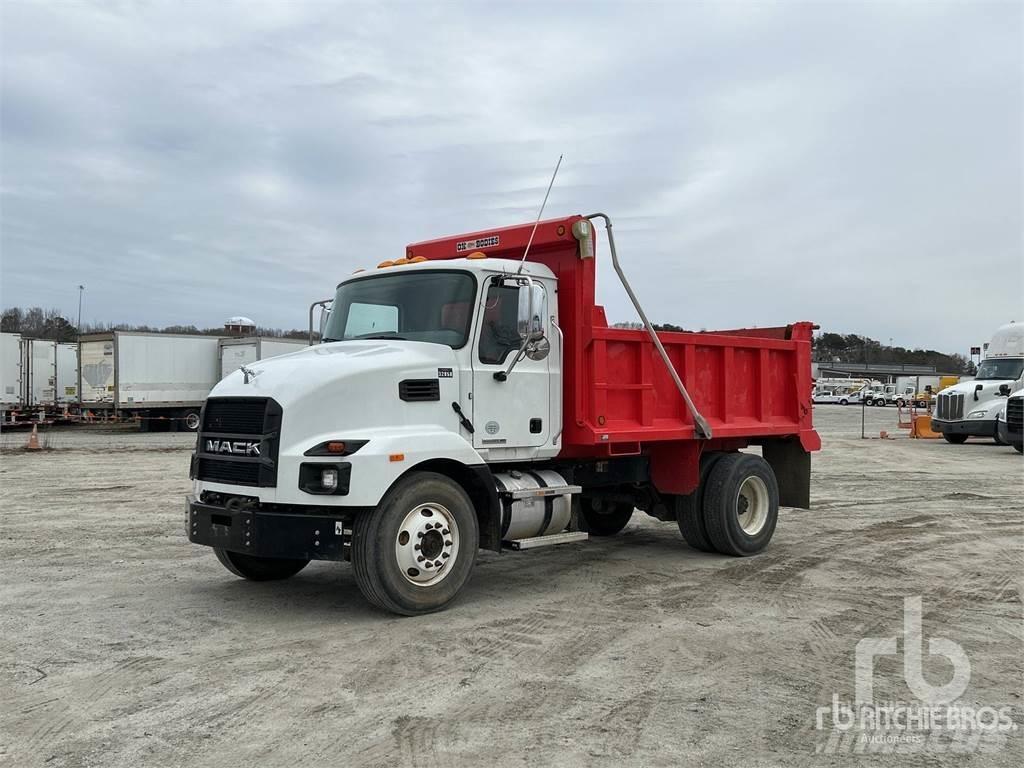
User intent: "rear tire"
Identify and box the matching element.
[943,433,968,444]
[675,453,724,552]
[578,497,633,536]
[183,409,201,431]
[701,453,779,557]
[214,549,309,581]
[351,472,478,616]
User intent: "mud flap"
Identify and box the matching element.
[762,440,811,509]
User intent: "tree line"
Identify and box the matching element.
[611,322,973,373]
[1,306,308,342]
[4,306,973,373]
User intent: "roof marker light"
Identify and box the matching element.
[377,260,394,269]
[466,251,487,259]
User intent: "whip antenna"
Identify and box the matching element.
[517,154,563,274]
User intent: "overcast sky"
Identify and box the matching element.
[2,1,1021,354]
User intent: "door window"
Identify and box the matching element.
[478,283,524,364]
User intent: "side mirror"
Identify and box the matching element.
[998,383,1011,396]
[924,385,933,393]
[974,382,983,401]
[517,282,547,341]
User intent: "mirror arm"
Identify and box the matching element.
[494,275,536,381]
[308,298,334,345]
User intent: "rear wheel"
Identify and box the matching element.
[701,453,779,557]
[578,497,633,536]
[183,409,201,431]
[676,453,724,552]
[351,472,478,616]
[943,433,968,445]
[875,399,886,407]
[214,549,309,581]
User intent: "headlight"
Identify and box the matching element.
[967,410,988,419]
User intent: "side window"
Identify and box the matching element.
[345,302,399,338]
[478,284,523,364]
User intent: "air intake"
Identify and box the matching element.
[399,379,440,402]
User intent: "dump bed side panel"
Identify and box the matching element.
[566,323,815,449]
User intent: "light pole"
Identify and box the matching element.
[77,285,85,336]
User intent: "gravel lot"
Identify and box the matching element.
[1,406,1021,766]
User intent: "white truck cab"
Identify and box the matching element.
[932,322,1024,444]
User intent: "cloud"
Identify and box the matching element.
[1,0,1021,353]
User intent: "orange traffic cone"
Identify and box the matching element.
[26,424,42,451]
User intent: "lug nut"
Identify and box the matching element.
[442,552,450,559]
[414,544,421,551]
[442,529,450,535]
[417,532,424,538]
[417,556,425,562]
[445,540,453,546]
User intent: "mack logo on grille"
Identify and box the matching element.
[205,439,261,456]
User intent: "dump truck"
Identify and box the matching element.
[187,214,821,615]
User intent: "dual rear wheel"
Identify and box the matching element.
[676,452,779,556]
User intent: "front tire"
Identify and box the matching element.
[701,453,779,557]
[578,497,633,536]
[214,549,309,581]
[351,472,478,616]
[943,433,969,445]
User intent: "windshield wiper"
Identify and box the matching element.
[350,332,408,341]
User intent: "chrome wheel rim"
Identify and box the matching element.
[395,503,459,587]
[184,412,201,430]
[736,476,770,535]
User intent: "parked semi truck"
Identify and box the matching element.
[187,214,821,615]
[931,322,1023,444]
[80,331,221,431]
[218,336,307,380]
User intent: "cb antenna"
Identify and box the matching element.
[517,153,563,274]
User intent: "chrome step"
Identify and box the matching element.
[504,530,589,550]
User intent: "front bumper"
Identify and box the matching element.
[930,419,996,438]
[186,495,352,561]
[997,419,1022,447]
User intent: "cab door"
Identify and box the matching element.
[470,276,551,450]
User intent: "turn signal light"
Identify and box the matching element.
[389,453,405,462]
[326,441,347,454]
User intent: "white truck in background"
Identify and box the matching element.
[218,337,307,380]
[79,331,221,431]
[931,322,1024,444]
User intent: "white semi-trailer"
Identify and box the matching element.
[1,332,21,418]
[931,322,1023,444]
[218,337,307,380]
[79,331,221,431]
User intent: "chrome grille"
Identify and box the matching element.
[195,398,281,487]
[937,393,964,420]
[1008,397,1023,430]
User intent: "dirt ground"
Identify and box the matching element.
[1,406,1021,767]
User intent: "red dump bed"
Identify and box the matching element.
[408,214,820,490]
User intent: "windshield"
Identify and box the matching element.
[975,357,1024,381]
[322,270,476,348]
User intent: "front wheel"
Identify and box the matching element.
[578,497,633,536]
[214,549,309,581]
[943,433,969,445]
[701,453,779,557]
[351,472,478,616]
